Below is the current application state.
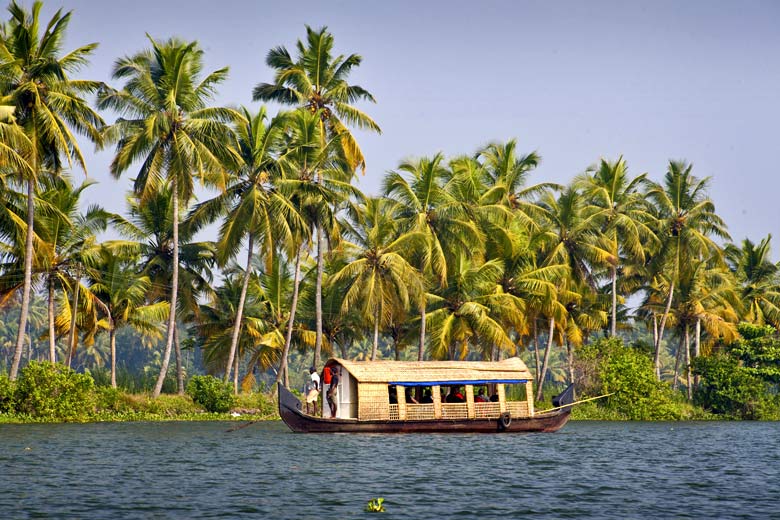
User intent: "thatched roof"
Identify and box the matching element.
[326,357,532,385]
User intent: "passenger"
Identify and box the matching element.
[305,366,320,415]
[446,386,465,403]
[474,387,489,403]
[489,393,499,402]
[420,388,434,404]
[388,385,398,404]
[326,366,340,418]
[405,387,419,404]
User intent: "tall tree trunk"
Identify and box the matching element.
[566,338,575,386]
[418,298,427,361]
[66,275,80,369]
[610,265,617,337]
[652,315,658,354]
[110,327,117,389]
[371,305,380,361]
[174,327,184,395]
[314,225,324,369]
[654,281,675,380]
[694,317,701,389]
[11,177,35,381]
[276,247,302,388]
[672,336,683,390]
[233,353,239,394]
[685,323,692,401]
[536,317,555,401]
[225,234,254,385]
[533,319,541,382]
[153,180,179,398]
[47,276,56,363]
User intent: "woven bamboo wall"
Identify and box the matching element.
[474,402,501,418]
[497,384,506,413]
[406,404,435,420]
[433,386,442,419]
[525,381,535,417]
[358,383,390,420]
[465,385,475,419]
[506,401,530,418]
[441,403,468,419]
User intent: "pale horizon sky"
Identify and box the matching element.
[51,0,780,256]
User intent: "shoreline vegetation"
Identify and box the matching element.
[0,1,779,425]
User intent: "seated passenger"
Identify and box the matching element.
[405,387,419,404]
[420,389,434,404]
[474,387,489,403]
[446,386,465,403]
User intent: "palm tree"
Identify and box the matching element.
[254,25,380,372]
[577,157,657,336]
[383,153,481,359]
[330,197,424,360]
[646,161,730,378]
[87,246,168,388]
[725,236,780,329]
[99,36,239,397]
[113,189,217,394]
[0,1,104,380]
[189,107,305,386]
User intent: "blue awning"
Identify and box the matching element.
[388,379,528,387]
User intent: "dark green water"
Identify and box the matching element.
[1,421,778,519]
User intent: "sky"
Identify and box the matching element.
[50,0,780,254]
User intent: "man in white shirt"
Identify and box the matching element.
[306,366,320,415]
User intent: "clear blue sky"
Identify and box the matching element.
[56,0,780,253]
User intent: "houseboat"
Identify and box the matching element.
[278,357,575,433]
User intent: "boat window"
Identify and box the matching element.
[505,383,528,401]
[388,385,398,404]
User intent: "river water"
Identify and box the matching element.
[0,421,778,519]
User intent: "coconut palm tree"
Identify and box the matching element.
[577,157,657,336]
[87,246,168,388]
[646,161,730,378]
[383,153,481,359]
[725,236,780,329]
[99,36,239,397]
[189,107,306,385]
[254,25,380,372]
[0,1,104,380]
[330,197,424,360]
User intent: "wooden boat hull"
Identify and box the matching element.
[278,383,574,433]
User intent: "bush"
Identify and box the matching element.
[0,374,14,413]
[576,338,683,420]
[692,354,775,419]
[186,375,236,413]
[14,361,95,421]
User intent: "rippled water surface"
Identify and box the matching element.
[1,421,778,519]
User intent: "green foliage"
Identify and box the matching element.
[0,374,14,413]
[186,375,236,413]
[576,338,683,420]
[14,362,96,421]
[729,323,780,383]
[365,498,386,512]
[692,354,778,419]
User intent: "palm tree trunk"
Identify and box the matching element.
[654,281,675,380]
[153,180,179,398]
[672,336,683,390]
[685,324,692,401]
[225,234,254,385]
[652,315,658,354]
[66,275,80,368]
[110,327,117,388]
[533,319,541,382]
[174,327,184,395]
[418,298,427,361]
[371,305,380,361]
[314,225,324,369]
[10,176,35,381]
[47,276,56,363]
[694,317,701,389]
[566,338,575,385]
[610,265,617,337]
[276,247,302,388]
[536,317,555,401]
[233,353,239,394]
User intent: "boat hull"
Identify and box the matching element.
[278,383,573,433]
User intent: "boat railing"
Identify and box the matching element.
[441,403,469,419]
[405,404,435,420]
[474,402,501,418]
[506,401,530,418]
